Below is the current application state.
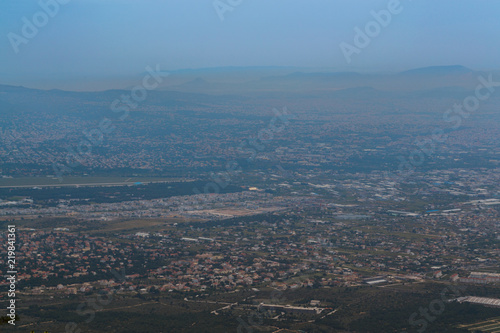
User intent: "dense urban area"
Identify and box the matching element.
[0,67,499,332]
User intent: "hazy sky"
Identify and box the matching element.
[1,0,499,89]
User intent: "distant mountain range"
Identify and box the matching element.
[158,65,486,94]
[0,65,495,105]
[398,65,472,76]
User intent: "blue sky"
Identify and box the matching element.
[1,0,499,89]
